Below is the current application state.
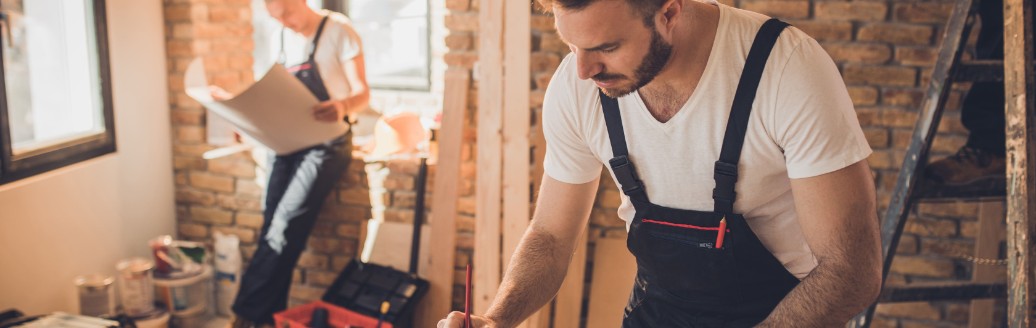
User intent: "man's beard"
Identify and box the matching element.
[596,28,673,98]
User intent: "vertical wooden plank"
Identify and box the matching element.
[475,0,505,316]
[586,236,638,328]
[968,201,1006,328]
[1003,0,1036,326]
[502,0,532,282]
[553,230,588,328]
[413,68,469,328]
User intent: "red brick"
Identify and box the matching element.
[445,33,473,50]
[531,15,555,32]
[889,256,955,278]
[305,270,339,287]
[530,52,561,73]
[338,187,371,206]
[895,235,918,255]
[288,284,324,303]
[814,1,887,21]
[171,109,204,125]
[175,125,206,143]
[189,172,235,193]
[176,189,216,206]
[307,237,342,254]
[446,0,470,11]
[904,217,957,237]
[297,252,329,270]
[208,158,255,178]
[216,194,261,211]
[858,23,934,46]
[335,223,360,238]
[236,180,263,197]
[875,302,941,320]
[236,211,264,229]
[822,43,891,64]
[213,226,257,244]
[848,86,879,106]
[893,3,955,24]
[843,65,917,87]
[863,128,889,148]
[179,222,209,239]
[538,33,569,54]
[882,88,924,108]
[191,206,234,225]
[445,13,479,32]
[444,51,479,69]
[920,237,972,257]
[742,0,810,19]
[788,20,853,41]
[174,156,207,170]
[896,47,940,66]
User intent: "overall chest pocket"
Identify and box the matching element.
[630,217,739,305]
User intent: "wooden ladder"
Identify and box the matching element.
[847,0,1032,326]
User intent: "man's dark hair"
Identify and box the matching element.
[536,0,667,27]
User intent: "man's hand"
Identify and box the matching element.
[312,100,347,122]
[209,85,233,101]
[437,312,497,328]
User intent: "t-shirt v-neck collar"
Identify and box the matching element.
[628,3,727,135]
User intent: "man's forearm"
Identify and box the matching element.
[757,256,881,326]
[484,225,573,328]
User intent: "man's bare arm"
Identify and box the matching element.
[439,175,599,328]
[757,160,882,327]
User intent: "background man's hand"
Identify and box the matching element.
[437,311,496,328]
[312,100,347,122]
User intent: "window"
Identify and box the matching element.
[0,0,115,184]
[342,0,430,91]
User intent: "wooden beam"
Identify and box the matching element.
[553,230,588,328]
[475,0,505,315]
[968,201,1006,328]
[501,0,532,282]
[586,236,638,328]
[413,68,469,328]
[1003,0,1036,326]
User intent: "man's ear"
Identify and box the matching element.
[658,0,682,36]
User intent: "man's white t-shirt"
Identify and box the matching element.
[542,4,872,279]
[277,10,363,103]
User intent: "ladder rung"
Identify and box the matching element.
[954,60,1004,82]
[877,282,1006,303]
[913,177,1006,202]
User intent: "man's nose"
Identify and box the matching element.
[575,50,603,80]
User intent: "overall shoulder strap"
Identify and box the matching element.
[713,18,789,214]
[308,15,331,60]
[600,90,649,203]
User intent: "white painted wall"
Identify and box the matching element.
[0,0,175,315]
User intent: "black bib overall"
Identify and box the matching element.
[283,15,331,102]
[605,19,798,328]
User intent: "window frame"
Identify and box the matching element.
[0,0,116,185]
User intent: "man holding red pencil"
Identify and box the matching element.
[439,0,880,327]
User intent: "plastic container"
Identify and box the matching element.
[274,301,389,328]
[213,231,241,317]
[154,264,213,313]
[116,257,156,317]
[134,309,170,328]
[75,274,116,317]
[169,303,208,328]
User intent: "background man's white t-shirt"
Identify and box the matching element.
[542,4,872,279]
[277,10,363,103]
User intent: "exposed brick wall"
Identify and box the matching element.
[163,0,372,308]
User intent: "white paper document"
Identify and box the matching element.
[184,58,348,155]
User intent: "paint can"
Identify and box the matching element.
[75,274,116,317]
[116,257,156,317]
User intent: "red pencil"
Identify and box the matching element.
[465,264,472,328]
[716,217,727,249]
